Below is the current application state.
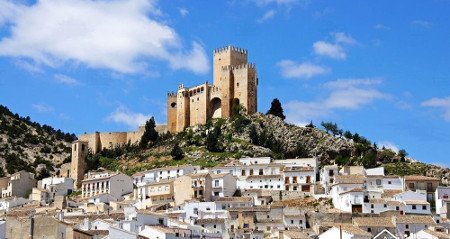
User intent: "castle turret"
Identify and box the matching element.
[213,45,248,86]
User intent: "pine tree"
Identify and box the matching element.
[140,117,159,149]
[266,98,286,120]
[171,143,184,160]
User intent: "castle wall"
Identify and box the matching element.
[219,66,234,118]
[98,132,128,150]
[79,133,100,154]
[188,83,209,126]
[176,87,191,132]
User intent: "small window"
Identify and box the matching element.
[412,205,417,210]
[170,102,176,108]
[422,205,427,210]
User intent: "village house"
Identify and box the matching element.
[395,215,436,238]
[0,170,36,198]
[209,173,236,199]
[318,224,373,239]
[404,175,440,202]
[331,175,366,213]
[320,164,339,194]
[282,166,315,193]
[135,179,175,208]
[353,217,396,236]
[132,165,199,186]
[31,176,73,204]
[0,197,30,212]
[175,173,212,202]
[81,171,133,200]
[436,187,450,219]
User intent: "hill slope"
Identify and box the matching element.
[0,105,76,178]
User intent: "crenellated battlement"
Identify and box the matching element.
[213,45,248,55]
[167,92,177,97]
[221,63,256,71]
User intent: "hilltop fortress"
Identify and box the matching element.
[69,45,258,188]
[167,45,258,132]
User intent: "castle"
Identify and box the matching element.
[70,45,258,188]
[167,45,258,132]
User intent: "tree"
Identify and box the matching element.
[343,130,353,139]
[398,149,408,162]
[171,143,184,160]
[362,150,378,168]
[206,126,223,152]
[321,121,339,136]
[266,98,285,120]
[140,117,159,149]
[249,124,258,145]
[305,121,315,128]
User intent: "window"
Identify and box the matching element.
[388,181,392,185]
[405,224,409,229]
[74,144,77,151]
[249,169,254,175]
[409,183,415,189]
[259,169,263,175]
[194,208,198,214]
[158,218,164,225]
[384,204,387,208]
[422,205,427,210]
[214,192,219,196]
[368,228,371,233]
[214,180,219,187]
[237,82,239,87]
[291,220,294,224]
[412,205,416,210]
[242,170,246,176]
[81,144,85,151]
[376,179,382,185]
[371,204,374,209]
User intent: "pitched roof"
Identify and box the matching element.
[339,188,364,195]
[335,175,365,184]
[332,225,373,237]
[404,175,440,181]
[422,229,450,239]
[196,218,226,224]
[396,215,435,225]
[353,217,395,228]
[215,197,252,202]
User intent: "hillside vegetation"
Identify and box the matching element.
[0,105,76,179]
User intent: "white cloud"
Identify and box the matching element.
[374,24,391,31]
[257,10,276,23]
[378,141,399,152]
[285,78,386,124]
[0,0,209,74]
[107,106,152,129]
[14,60,43,74]
[32,103,54,113]
[253,0,301,7]
[421,96,450,121]
[54,74,80,86]
[179,8,189,17]
[411,20,432,28]
[313,41,346,59]
[333,32,356,45]
[277,60,329,79]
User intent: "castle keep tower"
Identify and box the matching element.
[167,45,258,132]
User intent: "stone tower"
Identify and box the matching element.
[167,45,258,133]
[70,140,88,189]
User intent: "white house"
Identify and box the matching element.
[363,198,405,215]
[318,225,372,239]
[333,188,365,213]
[412,229,450,239]
[395,215,436,239]
[132,165,199,186]
[31,177,74,203]
[282,166,315,193]
[81,172,133,200]
[0,197,30,212]
[436,187,450,218]
[209,173,236,199]
[237,175,283,190]
[320,165,339,194]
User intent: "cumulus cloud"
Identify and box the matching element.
[179,8,189,17]
[313,41,346,59]
[0,0,209,74]
[411,20,432,28]
[257,10,276,23]
[421,96,450,121]
[285,78,386,124]
[312,32,356,60]
[107,106,152,129]
[32,103,54,113]
[277,60,329,79]
[253,0,301,7]
[374,24,391,31]
[54,74,80,86]
[378,141,399,152]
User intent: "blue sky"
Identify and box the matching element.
[0,0,449,165]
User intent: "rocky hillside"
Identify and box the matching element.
[85,111,449,185]
[0,105,76,179]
